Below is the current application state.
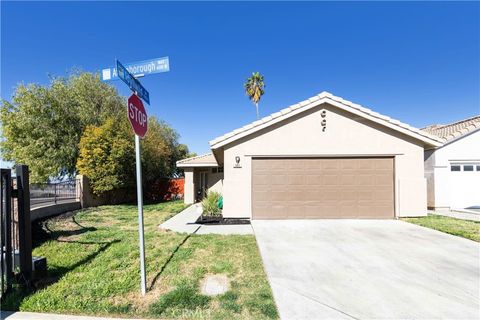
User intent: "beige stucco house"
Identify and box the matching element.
[177,92,443,219]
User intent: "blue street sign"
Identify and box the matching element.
[117,60,150,105]
[102,57,169,81]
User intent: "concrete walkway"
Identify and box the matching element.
[1,311,146,320]
[253,219,480,320]
[159,204,253,235]
[429,209,480,222]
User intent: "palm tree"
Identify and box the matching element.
[244,72,265,119]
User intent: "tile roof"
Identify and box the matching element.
[176,153,218,167]
[422,115,480,142]
[209,91,443,149]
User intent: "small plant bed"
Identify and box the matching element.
[196,217,251,225]
[402,214,480,242]
[199,191,223,223]
[1,200,278,319]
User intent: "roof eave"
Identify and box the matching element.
[176,163,218,168]
[210,95,444,149]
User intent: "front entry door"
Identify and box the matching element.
[198,171,208,200]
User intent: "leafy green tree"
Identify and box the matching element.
[77,118,135,194]
[142,117,180,183]
[0,72,124,182]
[244,72,266,119]
[77,116,187,195]
[176,144,196,160]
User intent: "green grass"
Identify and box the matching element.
[1,201,278,319]
[402,214,480,242]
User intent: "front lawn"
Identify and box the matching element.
[402,215,480,242]
[2,201,278,319]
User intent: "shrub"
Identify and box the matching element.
[201,191,222,217]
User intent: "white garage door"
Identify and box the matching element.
[449,163,480,209]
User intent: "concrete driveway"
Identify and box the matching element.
[252,220,480,320]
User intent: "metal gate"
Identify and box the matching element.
[1,165,32,299]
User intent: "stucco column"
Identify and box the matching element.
[183,168,195,204]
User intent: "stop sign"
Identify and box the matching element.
[127,94,148,138]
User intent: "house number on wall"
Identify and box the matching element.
[321,110,327,132]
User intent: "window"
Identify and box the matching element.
[451,163,480,172]
[451,165,461,172]
[212,167,223,173]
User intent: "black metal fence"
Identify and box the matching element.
[30,179,78,207]
[1,168,14,299]
[1,165,32,299]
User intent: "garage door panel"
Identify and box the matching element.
[374,190,393,201]
[254,175,270,186]
[375,159,394,170]
[375,175,393,186]
[322,160,340,169]
[357,174,375,186]
[323,175,338,186]
[252,158,394,219]
[286,203,305,218]
[269,175,284,185]
[270,160,286,170]
[340,175,356,185]
[288,174,305,185]
[306,174,322,185]
[288,160,306,170]
[340,159,358,169]
[358,190,373,201]
[357,160,375,169]
[341,190,357,201]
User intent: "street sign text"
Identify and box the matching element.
[117,60,150,105]
[102,57,169,81]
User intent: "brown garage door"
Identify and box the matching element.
[252,158,394,219]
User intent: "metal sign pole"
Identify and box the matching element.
[135,133,146,296]
[116,59,157,297]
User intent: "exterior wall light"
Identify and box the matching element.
[234,156,242,168]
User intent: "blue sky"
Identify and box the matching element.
[1,1,479,155]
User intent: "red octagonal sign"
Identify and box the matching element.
[128,94,148,138]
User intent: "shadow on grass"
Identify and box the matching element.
[2,216,120,311]
[32,215,97,248]
[149,226,200,290]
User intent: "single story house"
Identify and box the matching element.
[423,116,480,210]
[177,91,444,219]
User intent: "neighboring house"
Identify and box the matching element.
[177,91,443,219]
[422,116,480,210]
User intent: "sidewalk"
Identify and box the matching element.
[159,204,253,235]
[1,311,145,320]
[429,209,480,222]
